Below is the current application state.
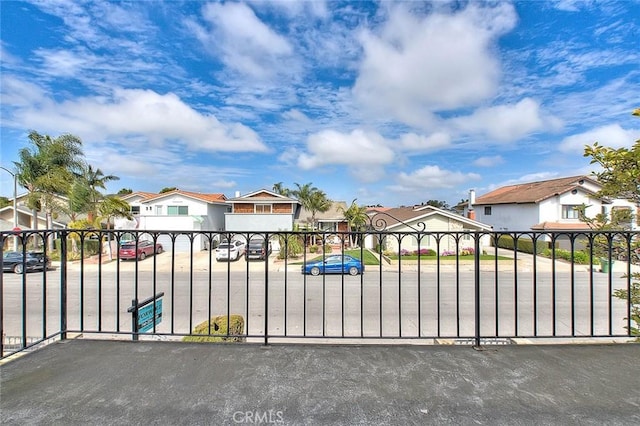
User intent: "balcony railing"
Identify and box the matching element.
[1,227,639,358]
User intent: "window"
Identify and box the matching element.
[484,206,492,215]
[255,204,272,214]
[131,206,140,215]
[562,205,580,219]
[155,205,163,215]
[167,205,188,215]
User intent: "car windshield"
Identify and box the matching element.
[121,245,135,249]
[218,244,232,249]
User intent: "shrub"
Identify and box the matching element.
[441,250,456,256]
[277,234,303,259]
[400,249,411,256]
[613,273,640,340]
[540,248,592,265]
[494,235,548,255]
[182,314,245,343]
[323,244,332,253]
[412,248,436,256]
[309,245,319,253]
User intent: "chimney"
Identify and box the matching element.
[235,191,241,198]
[467,189,476,220]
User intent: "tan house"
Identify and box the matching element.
[365,205,493,255]
[224,189,300,232]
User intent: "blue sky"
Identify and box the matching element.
[1,0,639,207]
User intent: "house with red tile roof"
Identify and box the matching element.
[117,190,228,251]
[467,175,638,233]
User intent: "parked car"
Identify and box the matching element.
[119,240,163,261]
[246,237,272,261]
[302,254,364,276]
[215,240,246,261]
[2,251,51,274]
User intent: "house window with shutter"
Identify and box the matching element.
[484,206,492,215]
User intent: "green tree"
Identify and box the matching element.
[14,131,84,249]
[426,200,450,210]
[97,196,134,260]
[160,187,178,193]
[0,196,10,209]
[81,165,119,222]
[584,108,640,339]
[340,199,369,247]
[272,182,291,196]
[117,188,133,195]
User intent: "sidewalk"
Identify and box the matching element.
[2,340,639,425]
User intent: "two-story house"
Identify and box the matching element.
[117,190,228,251]
[468,175,639,233]
[224,189,300,232]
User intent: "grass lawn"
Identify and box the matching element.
[296,249,380,265]
[291,250,510,265]
[387,254,511,261]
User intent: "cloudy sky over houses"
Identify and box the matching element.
[1,0,639,206]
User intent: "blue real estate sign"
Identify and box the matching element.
[137,298,163,332]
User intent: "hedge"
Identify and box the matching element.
[493,235,550,254]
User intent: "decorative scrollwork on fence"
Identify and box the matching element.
[366,211,427,232]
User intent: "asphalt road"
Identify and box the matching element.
[1,251,634,343]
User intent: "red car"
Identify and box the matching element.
[119,240,163,260]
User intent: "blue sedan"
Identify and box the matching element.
[302,254,364,276]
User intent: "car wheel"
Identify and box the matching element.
[14,264,24,274]
[310,266,321,276]
[139,252,147,260]
[156,246,163,254]
[348,266,359,276]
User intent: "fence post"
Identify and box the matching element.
[60,230,68,340]
[473,232,481,349]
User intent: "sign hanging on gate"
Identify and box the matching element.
[137,298,163,332]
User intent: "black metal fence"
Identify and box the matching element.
[1,228,639,358]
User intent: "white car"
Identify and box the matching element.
[215,240,246,261]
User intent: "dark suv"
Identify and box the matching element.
[246,238,272,261]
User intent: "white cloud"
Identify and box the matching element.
[7,85,267,153]
[399,132,451,152]
[195,2,296,80]
[558,124,640,153]
[451,98,562,142]
[297,129,394,170]
[393,165,481,191]
[473,156,504,167]
[353,3,517,126]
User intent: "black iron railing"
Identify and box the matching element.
[1,228,639,358]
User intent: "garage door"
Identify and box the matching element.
[156,233,205,253]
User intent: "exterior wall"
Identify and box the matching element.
[143,196,209,216]
[225,213,294,232]
[136,215,206,251]
[379,216,490,255]
[273,203,293,214]
[205,204,227,231]
[233,203,255,213]
[473,203,539,232]
[232,202,293,214]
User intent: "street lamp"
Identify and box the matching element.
[0,166,19,251]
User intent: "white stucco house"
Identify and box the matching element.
[468,175,639,233]
[117,190,228,252]
[364,205,493,255]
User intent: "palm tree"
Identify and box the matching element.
[272,182,291,197]
[340,199,369,247]
[306,190,332,244]
[14,131,84,249]
[81,165,120,222]
[97,196,133,260]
